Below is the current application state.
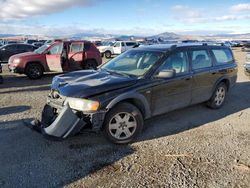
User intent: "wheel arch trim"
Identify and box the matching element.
[106,92,151,119]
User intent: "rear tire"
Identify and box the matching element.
[104,51,112,59]
[207,82,227,109]
[83,60,97,70]
[104,103,143,144]
[26,63,44,79]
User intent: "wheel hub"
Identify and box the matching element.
[109,112,137,140]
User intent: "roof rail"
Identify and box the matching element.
[170,44,177,50]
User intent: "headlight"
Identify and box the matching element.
[98,48,104,53]
[13,58,20,64]
[65,98,100,112]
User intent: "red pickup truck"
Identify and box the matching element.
[8,41,102,79]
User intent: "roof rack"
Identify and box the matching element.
[170,44,177,50]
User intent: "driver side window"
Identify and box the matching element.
[114,42,121,48]
[158,51,189,76]
[48,44,63,55]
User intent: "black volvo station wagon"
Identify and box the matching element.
[32,43,238,144]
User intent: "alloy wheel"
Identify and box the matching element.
[108,112,137,140]
[214,87,226,106]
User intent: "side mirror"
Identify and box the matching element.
[45,50,51,55]
[155,69,176,79]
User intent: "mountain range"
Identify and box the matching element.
[1,32,250,40]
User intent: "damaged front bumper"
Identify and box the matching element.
[31,99,106,140]
[41,104,86,139]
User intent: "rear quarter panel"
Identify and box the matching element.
[85,45,102,65]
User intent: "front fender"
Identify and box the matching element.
[106,92,151,119]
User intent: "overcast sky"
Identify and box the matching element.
[0,0,249,36]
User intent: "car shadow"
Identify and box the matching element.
[0,105,31,116]
[0,119,134,188]
[137,81,250,142]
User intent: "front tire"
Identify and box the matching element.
[104,103,143,144]
[83,60,97,70]
[207,82,227,109]
[104,51,112,59]
[26,63,44,79]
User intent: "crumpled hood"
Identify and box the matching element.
[52,70,138,98]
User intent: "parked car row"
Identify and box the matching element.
[242,43,250,52]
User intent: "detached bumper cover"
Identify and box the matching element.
[41,104,86,139]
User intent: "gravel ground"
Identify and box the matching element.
[0,48,249,188]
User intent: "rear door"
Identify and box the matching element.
[151,50,193,116]
[210,47,237,84]
[189,48,215,104]
[68,42,84,70]
[46,43,63,72]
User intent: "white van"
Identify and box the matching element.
[98,41,139,58]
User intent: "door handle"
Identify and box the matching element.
[182,76,192,81]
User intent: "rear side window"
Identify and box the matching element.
[212,49,233,65]
[5,45,17,51]
[191,50,212,70]
[70,43,83,53]
[126,42,136,46]
[17,45,33,51]
[84,43,91,51]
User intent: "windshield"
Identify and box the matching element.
[34,44,50,54]
[101,50,163,76]
[102,41,114,46]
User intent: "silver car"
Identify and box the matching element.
[244,53,250,77]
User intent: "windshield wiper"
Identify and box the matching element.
[100,68,133,78]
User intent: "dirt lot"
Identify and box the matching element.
[0,48,250,188]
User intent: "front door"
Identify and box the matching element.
[151,51,193,116]
[113,42,122,54]
[46,43,63,72]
